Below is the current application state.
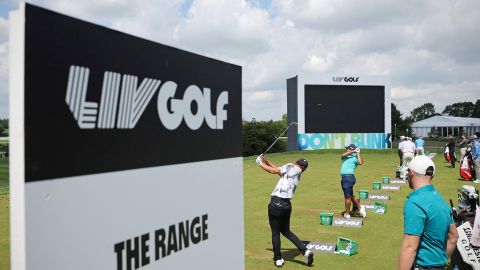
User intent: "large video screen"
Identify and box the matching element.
[305,84,385,133]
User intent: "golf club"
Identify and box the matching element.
[262,122,298,155]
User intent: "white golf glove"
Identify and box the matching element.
[256,155,263,165]
[356,148,361,153]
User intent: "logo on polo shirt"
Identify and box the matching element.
[65,65,229,130]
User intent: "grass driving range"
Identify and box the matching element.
[0,149,468,269]
[244,149,463,270]
[0,158,9,270]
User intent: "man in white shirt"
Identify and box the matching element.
[256,155,313,268]
[400,138,416,179]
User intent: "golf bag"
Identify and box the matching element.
[460,148,475,181]
[457,185,478,214]
[444,145,451,162]
[450,187,480,270]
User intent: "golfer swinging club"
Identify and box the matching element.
[256,155,314,268]
[341,144,366,219]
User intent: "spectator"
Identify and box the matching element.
[459,135,468,161]
[397,156,458,270]
[415,136,425,156]
[447,135,457,168]
[472,134,480,183]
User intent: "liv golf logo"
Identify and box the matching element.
[65,65,229,130]
[332,76,359,83]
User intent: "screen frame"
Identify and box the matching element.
[297,74,391,134]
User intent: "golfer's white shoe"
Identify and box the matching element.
[473,179,480,184]
[304,250,314,266]
[360,205,367,218]
[343,213,351,219]
[275,259,285,267]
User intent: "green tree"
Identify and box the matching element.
[0,119,7,137]
[391,103,412,139]
[442,102,475,117]
[243,120,287,156]
[472,100,480,118]
[410,103,436,122]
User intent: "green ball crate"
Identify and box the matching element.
[320,213,334,226]
[358,190,369,200]
[381,176,390,184]
[336,237,358,256]
[372,182,382,190]
[373,202,387,214]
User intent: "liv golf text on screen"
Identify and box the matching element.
[9,3,244,270]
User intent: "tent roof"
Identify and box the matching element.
[412,115,480,127]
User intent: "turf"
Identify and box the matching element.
[0,158,9,270]
[244,149,464,270]
[0,150,468,270]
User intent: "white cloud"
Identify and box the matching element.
[247,90,274,103]
[173,0,271,60]
[0,17,8,43]
[0,0,479,121]
[0,42,7,78]
[0,41,8,118]
[303,53,336,72]
[33,0,133,23]
[392,82,480,115]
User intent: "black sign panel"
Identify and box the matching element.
[24,4,242,182]
[305,84,384,133]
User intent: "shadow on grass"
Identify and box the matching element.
[265,248,312,267]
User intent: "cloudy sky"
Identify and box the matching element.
[0,0,479,120]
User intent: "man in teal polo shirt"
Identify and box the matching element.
[340,144,366,219]
[398,156,458,270]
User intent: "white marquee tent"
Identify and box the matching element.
[411,115,480,137]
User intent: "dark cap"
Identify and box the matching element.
[345,144,357,150]
[296,158,308,170]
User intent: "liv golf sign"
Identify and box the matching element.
[9,3,243,270]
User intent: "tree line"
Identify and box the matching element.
[0,119,7,137]
[242,115,288,157]
[1,98,479,157]
[391,99,480,138]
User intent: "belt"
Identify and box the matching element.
[414,265,444,270]
[272,196,291,202]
